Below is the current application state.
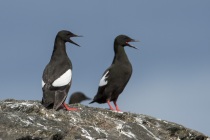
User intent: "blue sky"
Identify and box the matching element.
[0,0,209,136]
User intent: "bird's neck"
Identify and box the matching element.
[51,37,68,59]
[112,43,130,64]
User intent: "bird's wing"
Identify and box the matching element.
[98,66,112,87]
[42,62,71,88]
[99,70,109,87]
[52,69,72,87]
[90,65,115,103]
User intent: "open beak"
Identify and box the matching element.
[69,35,83,47]
[126,39,140,49]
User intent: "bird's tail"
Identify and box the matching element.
[89,100,95,104]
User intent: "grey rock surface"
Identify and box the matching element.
[0,99,209,140]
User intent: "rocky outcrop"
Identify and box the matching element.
[0,99,209,140]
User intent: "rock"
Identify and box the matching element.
[0,99,209,140]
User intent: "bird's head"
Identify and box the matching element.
[115,35,139,49]
[57,30,82,46]
[69,92,91,104]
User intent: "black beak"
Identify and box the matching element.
[85,97,91,101]
[126,39,139,49]
[68,34,83,47]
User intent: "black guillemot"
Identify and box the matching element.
[42,30,82,111]
[90,35,138,112]
[69,91,91,104]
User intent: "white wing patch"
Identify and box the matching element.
[42,80,46,88]
[99,71,109,86]
[52,69,72,87]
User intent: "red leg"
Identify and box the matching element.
[63,103,78,111]
[107,100,115,110]
[114,101,121,112]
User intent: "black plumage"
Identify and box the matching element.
[69,92,91,104]
[42,30,82,111]
[90,35,138,111]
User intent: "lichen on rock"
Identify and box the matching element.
[0,99,209,140]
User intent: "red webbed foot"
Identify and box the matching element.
[114,101,122,112]
[107,100,115,111]
[63,103,78,111]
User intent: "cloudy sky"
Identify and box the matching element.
[0,0,209,136]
